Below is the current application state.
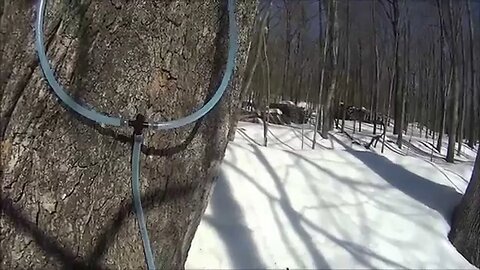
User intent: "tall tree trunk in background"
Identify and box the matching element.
[295,5,307,105]
[391,0,401,136]
[321,0,338,139]
[458,29,466,155]
[230,3,270,141]
[436,0,447,153]
[449,151,480,268]
[466,0,476,148]
[422,62,430,136]
[341,0,350,133]
[291,34,300,104]
[430,41,438,142]
[0,2,256,269]
[397,11,409,149]
[261,41,268,147]
[382,64,395,154]
[313,0,330,149]
[240,7,270,109]
[446,0,459,163]
[283,0,292,101]
[262,22,271,147]
[358,40,363,133]
[372,0,380,135]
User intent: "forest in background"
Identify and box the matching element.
[242,0,480,163]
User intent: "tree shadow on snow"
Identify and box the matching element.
[223,149,413,269]
[291,128,331,150]
[332,136,462,224]
[236,128,263,147]
[222,160,307,267]
[203,171,267,269]
[267,129,296,151]
[251,146,331,269]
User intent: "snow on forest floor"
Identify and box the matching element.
[185,121,477,269]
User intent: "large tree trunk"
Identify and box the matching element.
[0,1,256,269]
[449,151,480,268]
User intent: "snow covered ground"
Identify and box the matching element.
[185,121,477,269]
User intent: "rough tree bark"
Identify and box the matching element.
[449,151,480,268]
[0,1,256,269]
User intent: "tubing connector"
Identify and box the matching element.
[128,114,149,135]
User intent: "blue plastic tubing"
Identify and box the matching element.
[132,134,157,270]
[35,0,238,130]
